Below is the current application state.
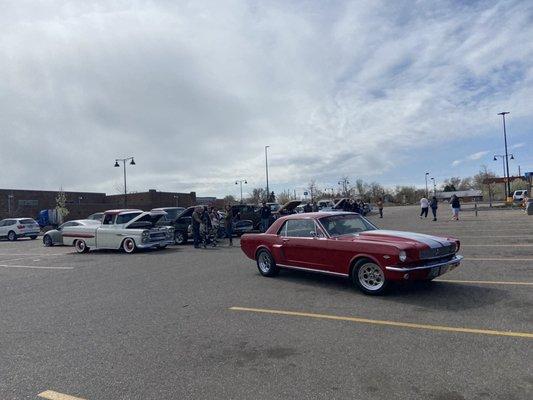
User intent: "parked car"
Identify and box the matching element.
[151,207,186,221]
[43,219,101,247]
[513,190,528,203]
[0,218,40,241]
[65,209,174,254]
[273,200,302,218]
[87,212,105,222]
[240,212,462,295]
[231,204,261,229]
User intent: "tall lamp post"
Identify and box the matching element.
[493,154,514,198]
[430,177,437,196]
[114,157,136,207]
[235,179,247,204]
[497,112,512,199]
[425,172,430,198]
[338,178,350,197]
[265,145,270,202]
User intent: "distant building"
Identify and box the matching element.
[436,189,483,202]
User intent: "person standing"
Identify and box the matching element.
[420,196,429,219]
[451,195,461,220]
[429,196,438,221]
[260,201,271,232]
[311,201,319,212]
[377,197,384,218]
[303,202,312,213]
[224,204,233,246]
[191,206,202,248]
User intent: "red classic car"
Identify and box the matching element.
[240,212,463,295]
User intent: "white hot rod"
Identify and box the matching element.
[63,209,174,254]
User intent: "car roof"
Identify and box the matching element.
[281,211,358,220]
[104,209,142,215]
[152,207,185,211]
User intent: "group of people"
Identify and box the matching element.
[419,194,461,221]
[341,199,369,215]
[191,205,235,248]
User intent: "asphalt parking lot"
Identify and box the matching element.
[1,205,532,400]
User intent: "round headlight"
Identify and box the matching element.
[399,251,407,262]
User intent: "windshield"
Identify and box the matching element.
[319,214,377,237]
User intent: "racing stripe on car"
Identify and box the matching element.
[364,230,450,249]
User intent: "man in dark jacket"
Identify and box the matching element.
[191,207,202,248]
[303,202,312,213]
[430,196,438,221]
[260,201,271,232]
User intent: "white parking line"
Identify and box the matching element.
[38,390,86,400]
[0,264,73,270]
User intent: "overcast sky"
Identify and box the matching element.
[1,0,532,198]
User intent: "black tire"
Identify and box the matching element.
[351,259,388,295]
[30,236,37,240]
[256,249,279,277]
[75,239,90,253]
[43,235,53,247]
[122,237,136,254]
[175,231,187,245]
[7,231,17,241]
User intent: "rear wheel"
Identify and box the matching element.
[75,239,90,253]
[43,235,53,247]
[256,249,279,277]
[352,259,388,295]
[122,238,136,254]
[7,231,17,241]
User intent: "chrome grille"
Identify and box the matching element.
[419,244,456,260]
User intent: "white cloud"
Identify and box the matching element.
[452,160,462,167]
[468,151,490,160]
[511,142,525,149]
[1,0,532,196]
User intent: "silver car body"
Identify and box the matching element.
[63,210,174,252]
[0,218,40,240]
[43,219,101,246]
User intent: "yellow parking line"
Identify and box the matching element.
[38,390,86,400]
[229,307,533,339]
[436,279,533,286]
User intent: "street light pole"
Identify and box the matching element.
[425,172,430,198]
[494,154,514,198]
[498,112,511,199]
[235,179,247,204]
[114,157,136,207]
[265,146,270,202]
[430,177,437,196]
[338,178,350,197]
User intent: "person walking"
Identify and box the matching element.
[377,197,384,218]
[451,195,461,220]
[260,201,271,232]
[224,204,233,246]
[429,196,438,221]
[420,196,429,219]
[191,206,202,248]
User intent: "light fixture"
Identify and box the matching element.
[493,156,497,161]
[130,158,136,165]
[114,161,120,167]
[510,154,514,160]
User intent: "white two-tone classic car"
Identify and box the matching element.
[63,209,174,254]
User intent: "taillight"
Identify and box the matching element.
[17,225,25,229]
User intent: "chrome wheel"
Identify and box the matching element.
[357,262,385,292]
[175,231,185,245]
[123,238,136,253]
[43,235,53,247]
[7,231,16,241]
[258,252,272,273]
[75,240,88,253]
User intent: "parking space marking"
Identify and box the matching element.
[436,279,533,286]
[230,307,533,339]
[465,257,533,261]
[461,244,533,247]
[0,264,73,270]
[38,390,86,400]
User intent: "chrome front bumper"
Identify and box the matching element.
[386,255,464,272]
[138,239,174,248]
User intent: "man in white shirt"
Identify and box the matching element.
[420,197,429,219]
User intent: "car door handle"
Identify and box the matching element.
[282,238,290,243]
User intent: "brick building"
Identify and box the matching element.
[0,188,197,220]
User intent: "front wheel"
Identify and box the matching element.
[7,231,17,241]
[174,231,187,245]
[122,238,136,254]
[256,249,279,277]
[352,259,388,295]
[43,235,53,247]
[75,239,90,253]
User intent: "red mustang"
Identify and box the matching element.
[240,212,462,295]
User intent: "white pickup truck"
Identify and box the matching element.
[63,209,174,254]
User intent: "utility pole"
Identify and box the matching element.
[498,112,512,199]
[265,146,270,202]
[235,180,247,204]
[425,172,430,198]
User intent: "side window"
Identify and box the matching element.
[116,213,142,225]
[278,221,288,236]
[103,214,115,225]
[0,220,5,227]
[285,219,317,238]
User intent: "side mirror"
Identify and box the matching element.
[310,231,318,238]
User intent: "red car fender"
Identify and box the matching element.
[348,253,384,277]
